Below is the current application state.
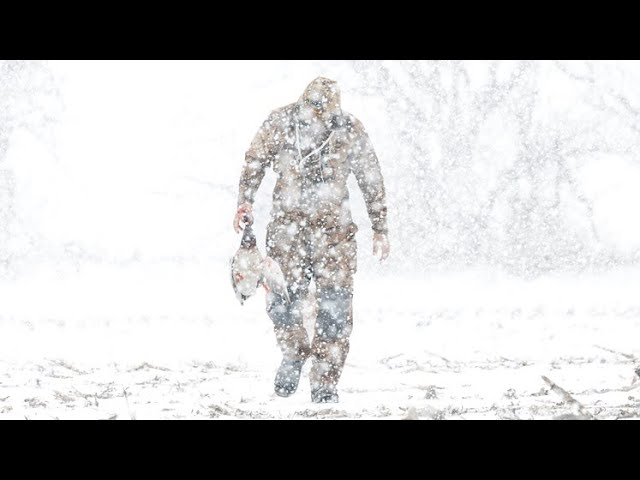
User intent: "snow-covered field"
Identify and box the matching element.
[1,267,638,419]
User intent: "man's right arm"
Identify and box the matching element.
[234,114,277,233]
[237,114,277,207]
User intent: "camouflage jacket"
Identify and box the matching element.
[237,77,388,235]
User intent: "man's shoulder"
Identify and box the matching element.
[266,103,297,123]
[340,111,366,133]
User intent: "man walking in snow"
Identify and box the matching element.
[233,77,389,403]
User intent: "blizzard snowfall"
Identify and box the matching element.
[1,60,639,419]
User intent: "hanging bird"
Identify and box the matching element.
[230,220,290,305]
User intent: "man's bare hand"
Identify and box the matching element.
[233,203,254,233]
[373,233,390,262]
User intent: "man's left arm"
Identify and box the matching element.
[349,122,390,261]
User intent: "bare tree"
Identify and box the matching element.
[351,60,640,276]
[0,60,61,272]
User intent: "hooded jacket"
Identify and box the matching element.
[238,77,388,235]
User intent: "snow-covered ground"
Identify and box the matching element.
[1,266,638,419]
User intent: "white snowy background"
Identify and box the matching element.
[0,60,639,419]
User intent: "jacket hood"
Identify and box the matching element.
[298,77,342,120]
